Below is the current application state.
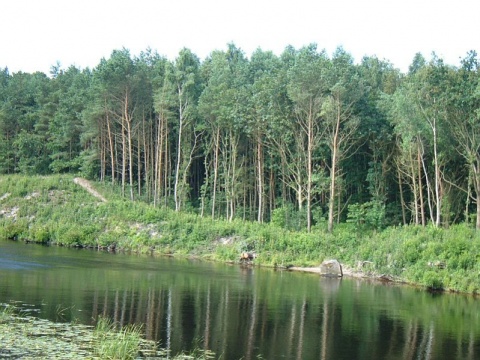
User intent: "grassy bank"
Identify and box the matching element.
[1,174,480,294]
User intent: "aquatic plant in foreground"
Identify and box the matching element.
[0,304,216,359]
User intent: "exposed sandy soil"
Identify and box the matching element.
[73,177,107,203]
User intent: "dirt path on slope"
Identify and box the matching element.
[73,177,107,202]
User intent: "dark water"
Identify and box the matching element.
[0,239,479,359]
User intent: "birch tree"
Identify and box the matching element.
[323,48,362,233]
[286,44,329,231]
[171,49,201,211]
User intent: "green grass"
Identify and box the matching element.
[1,174,480,294]
[94,317,147,360]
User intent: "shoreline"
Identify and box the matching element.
[1,174,480,296]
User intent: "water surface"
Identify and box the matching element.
[0,239,479,359]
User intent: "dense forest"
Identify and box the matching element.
[1,44,479,232]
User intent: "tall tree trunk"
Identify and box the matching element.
[281,156,287,205]
[121,117,126,198]
[417,145,426,226]
[432,115,441,226]
[420,143,435,224]
[307,107,313,232]
[228,130,238,221]
[174,90,185,212]
[137,127,142,197]
[269,163,275,219]
[408,147,419,225]
[164,124,170,206]
[154,116,161,206]
[398,167,407,225]
[106,105,115,186]
[180,131,200,211]
[256,133,264,223]
[99,121,106,182]
[474,163,480,230]
[327,101,341,233]
[211,128,220,219]
[200,154,210,217]
[140,113,150,200]
[125,93,134,201]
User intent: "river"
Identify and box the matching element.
[0,239,479,359]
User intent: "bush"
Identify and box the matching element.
[271,204,306,231]
[54,224,100,247]
[401,238,422,265]
[214,244,238,261]
[347,200,385,231]
[29,225,51,244]
[0,220,28,240]
[422,271,444,290]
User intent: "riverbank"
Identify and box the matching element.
[1,174,480,295]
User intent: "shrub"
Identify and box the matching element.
[54,224,100,247]
[400,238,422,266]
[0,220,28,240]
[271,204,306,231]
[29,225,51,244]
[347,200,385,231]
[214,244,238,262]
[422,271,444,290]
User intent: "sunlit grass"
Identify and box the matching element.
[94,316,148,360]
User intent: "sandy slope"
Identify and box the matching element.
[73,177,107,203]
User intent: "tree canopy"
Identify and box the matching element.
[1,45,479,230]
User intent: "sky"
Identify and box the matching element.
[1,0,479,75]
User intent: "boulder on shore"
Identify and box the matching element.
[320,259,343,277]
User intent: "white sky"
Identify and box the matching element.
[1,0,479,74]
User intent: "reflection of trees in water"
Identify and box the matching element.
[245,287,257,360]
[395,320,477,360]
[84,279,479,359]
[6,267,477,359]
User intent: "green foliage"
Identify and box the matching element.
[28,224,51,244]
[55,224,100,247]
[214,244,238,261]
[422,271,444,290]
[270,204,307,231]
[347,200,385,230]
[0,220,28,240]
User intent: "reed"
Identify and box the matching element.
[94,316,146,360]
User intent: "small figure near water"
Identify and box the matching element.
[240,252,256,263]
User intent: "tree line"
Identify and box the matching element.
[1,44,479,231]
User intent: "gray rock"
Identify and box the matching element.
[320,259,343,277]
